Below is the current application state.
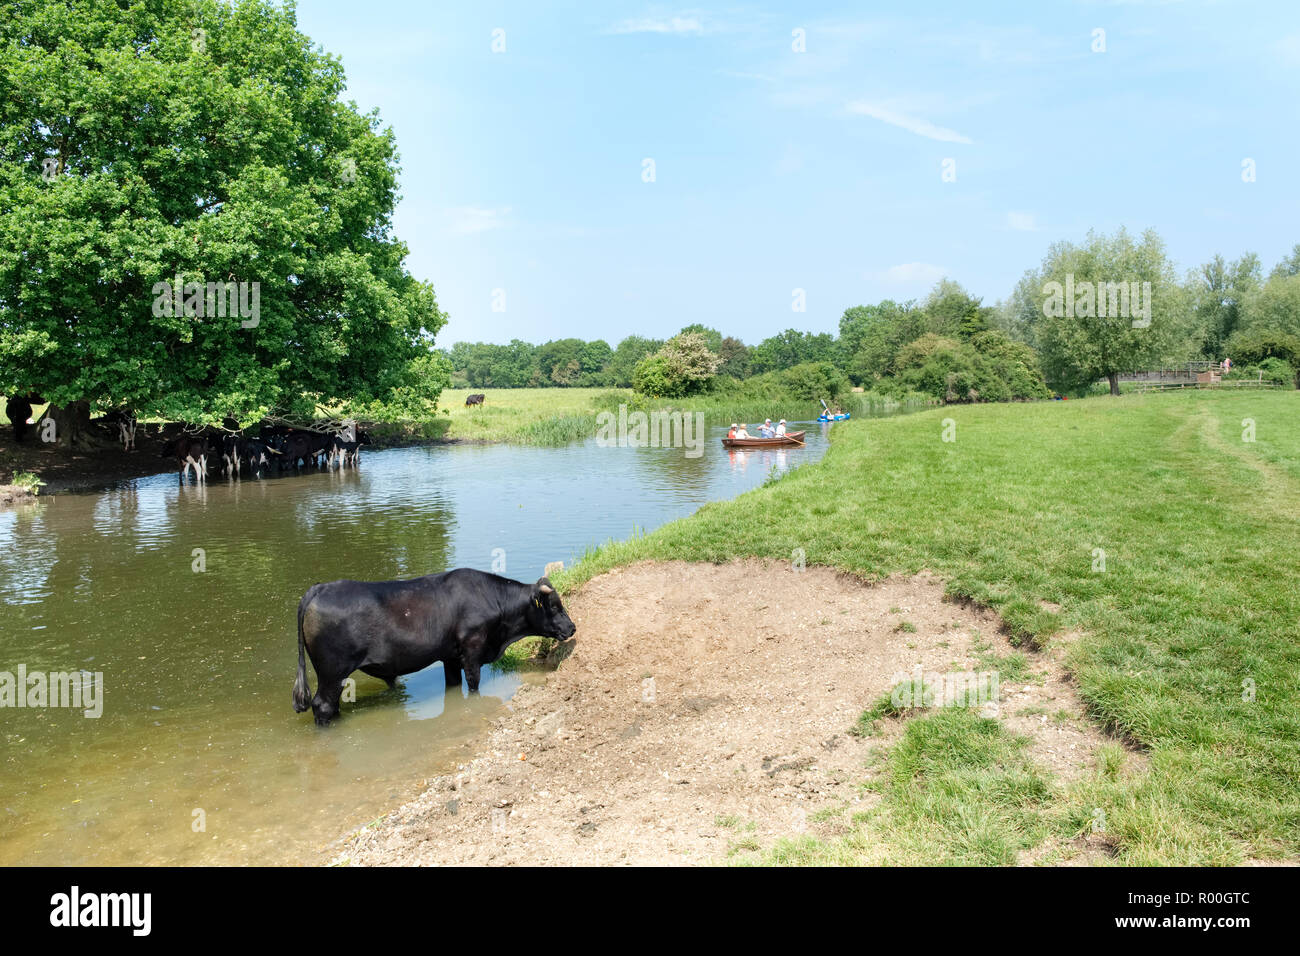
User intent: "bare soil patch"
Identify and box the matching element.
[337,559,1115,866]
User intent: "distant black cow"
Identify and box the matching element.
[464,393,485,407]
[99,409,136,450]
[220,434,246,477]
[276,431,314,470]
[6,396,33,443]
[278,430,333,469]
[160,436,209,482]
[242,438,278,477]
[292,569,576,725]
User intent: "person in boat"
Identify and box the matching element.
[760,419,775,438]
[776,419,787,436]
[727,423,738,439]
[734,424,751,439]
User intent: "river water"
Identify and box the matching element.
[0,424,839,864]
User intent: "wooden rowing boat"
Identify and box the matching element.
[721,430,806,448]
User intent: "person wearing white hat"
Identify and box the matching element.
[775,419,787,436]
[760,418,775,438]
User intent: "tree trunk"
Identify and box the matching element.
[1108,372,1120,396]
[41,400,95,450]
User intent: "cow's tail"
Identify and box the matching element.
[292,590,313,713]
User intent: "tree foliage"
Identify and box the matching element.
[632,332,721,398]
[1021,229,1190,394]
[0,0,447,435]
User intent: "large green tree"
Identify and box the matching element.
[0,0,446,445]
[749,328,839,374]
[1022,228,1191,395]
[838,300,925,383]
[1240,273,1300,339]
[1186,253,1261,359]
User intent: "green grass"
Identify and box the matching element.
[438,388,630,444]
[769,710,1053,865]
[551,389,1300,864]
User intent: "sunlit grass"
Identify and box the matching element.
[437,388,629,444]
[553,389,1300,864]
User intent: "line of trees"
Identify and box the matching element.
[448,229,1300,401]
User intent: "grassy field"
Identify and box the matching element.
[437,388,630,443]
[549,388,1300,864]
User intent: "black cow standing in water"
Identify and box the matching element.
[292,569,576,726]
[5,395,33,443]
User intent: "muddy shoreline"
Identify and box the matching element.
[334,560,1115,866]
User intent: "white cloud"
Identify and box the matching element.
[876,262,948,283]
[846,101,973,144]
[1006,211,1038,232]
[447,206,512,235]
[609,16,705,36]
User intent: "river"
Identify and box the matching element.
[0,423,841,864]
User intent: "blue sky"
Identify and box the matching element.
[293,1,1300,347]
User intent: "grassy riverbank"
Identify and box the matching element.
[550,389,1300,864]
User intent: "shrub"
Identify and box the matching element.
[632,332,722,398]
[891,331,1051,403]
[1225,328,1300,387]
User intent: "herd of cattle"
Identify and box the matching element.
[2,393,372,482]
[160,421,372,482]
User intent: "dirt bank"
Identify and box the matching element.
[335,560,1113,866]
[0,483,37,506]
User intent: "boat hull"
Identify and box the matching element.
[721,430,806,448]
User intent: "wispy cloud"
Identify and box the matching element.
[876,262,948,283]
[609,16,705,36]
[846,101,973,144]
[446,206,512,235]
[1006,211,1038,232]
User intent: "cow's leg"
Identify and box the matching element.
[443,657,462,689]
[311,680,344,726]
[463,660,482,695]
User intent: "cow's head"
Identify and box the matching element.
[528,578,576,640]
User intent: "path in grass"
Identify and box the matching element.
[554,390,1300,864]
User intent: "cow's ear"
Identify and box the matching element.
[537,578,554,595]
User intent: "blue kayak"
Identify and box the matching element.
[817,413,851,422]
